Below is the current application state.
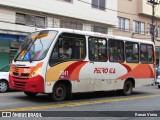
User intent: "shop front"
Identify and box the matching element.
[0,34,26,70]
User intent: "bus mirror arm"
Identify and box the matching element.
[29,57,33,63]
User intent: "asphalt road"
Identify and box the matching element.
[1,85,160,120]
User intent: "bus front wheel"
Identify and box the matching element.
[122,80,133,96]
[51,83,67,102]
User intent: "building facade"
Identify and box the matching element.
[0,0,117,69]
[113,0,160,64]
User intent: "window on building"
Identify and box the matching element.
[108,39,124,62]
[147,24,151,35]
[125,42,139,63]
[88,37,107,61]
[117,17,130,31]
[26,15,36,26]
[133,21,145,34]
[140,44,154,63]
[92,0,106,10]
[16,13,26,25]
[154,26,160,38]
[92,26,108,34]
[16,13,45,28]
[36,17,45,27]
[60,20,83,30]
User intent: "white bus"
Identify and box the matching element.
[9,28,156,101]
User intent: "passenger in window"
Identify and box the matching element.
[114,53,122,61]
[108,48,113,61]
[109,55,113,61]
[141,54,144,60]
[101,53,107,61]
[89,51,94,60]
[148,56,153,62]
[130,53,138,62]
[110,53,121,61]
[140,51,146,61]
[59,41,72,59]
[133,53,138,60]
[126,53,132,62]
[51,50,58,59]
[148,52,153,62]
[141,52,148,62]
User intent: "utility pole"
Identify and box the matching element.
[148,0,159,43]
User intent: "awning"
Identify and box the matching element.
[0,34,26,41]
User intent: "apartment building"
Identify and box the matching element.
[0,0,117,69]
[113,0,160,64]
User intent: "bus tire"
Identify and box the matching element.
[24,92,37,97]
[0,80,8,93]
[122,80,133,96]
[51,83,67,102]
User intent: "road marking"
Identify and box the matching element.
[1,93,160,111]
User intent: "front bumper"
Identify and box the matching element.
[9,74,44,93]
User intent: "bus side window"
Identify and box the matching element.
[125,42,139,63]
[51,50,58,59]
[140,44,148,63]
[108,39,124,62]
[147,45,154,63]
[50,38,59,59]
[88,37,107,62]
[49,33,86,66]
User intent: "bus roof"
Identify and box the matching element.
[37,28,154,45]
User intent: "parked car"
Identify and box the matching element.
[156,75,160,88]
[156,67,160,88]
[0,71,9,92]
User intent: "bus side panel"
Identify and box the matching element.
[134,78,153,87]
[45,61,155,93]
[89,62,127,91]
[118,63,155,80]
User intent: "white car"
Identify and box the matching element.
[0,72,9,92]
[156,75,160,88]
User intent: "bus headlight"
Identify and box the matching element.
[30,67,41,78]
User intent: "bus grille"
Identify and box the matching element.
[13,81,26,88]
[13,72,29,78]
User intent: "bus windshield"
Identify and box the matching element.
[14,30,58,62]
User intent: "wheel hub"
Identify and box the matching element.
[55,87,64,97]
[0,82,7,92]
